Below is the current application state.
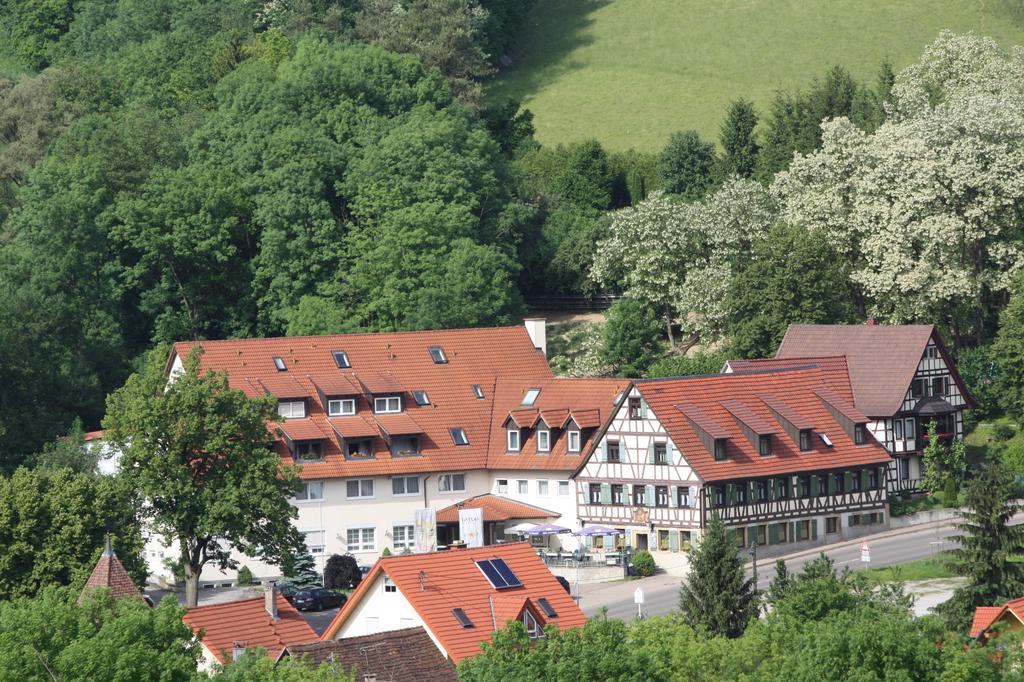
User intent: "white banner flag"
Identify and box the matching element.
[414,508,437,554]
[459,507,484,548]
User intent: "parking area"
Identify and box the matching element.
[300,605,342,636]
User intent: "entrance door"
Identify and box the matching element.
[636,533,649,551]
[658,530,669,551]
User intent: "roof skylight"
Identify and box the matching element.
[472,384,484,400]
[450,427,469,446]
[273,356,287,372]
[453,608,474,628]
[521,388,541,406]
[429,346,448,364]
[413,390,430,406]
[332,350,350,369]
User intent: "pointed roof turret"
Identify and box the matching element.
[78,535,144,605]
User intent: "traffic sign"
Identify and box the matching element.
[634,587,645,604]
[860,541,871,563]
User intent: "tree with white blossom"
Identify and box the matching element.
[775,32,1024,345]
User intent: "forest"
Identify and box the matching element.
[1,2,1022,477]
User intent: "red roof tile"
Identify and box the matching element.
[285,628,457,681]
[277,419,329,442]
[79,546,142,605]
[255,375,309,399]
[356,372,406,395]
[374,412,424,438]
[322,543,587,663]
[327,416,379,439]
[633,367,891,482]
[183,593,318,664]
[83,430,105,442]
[309,374,361,399]
[726,356,855,405]
[971,606,1005,638]
[435,494,559,523]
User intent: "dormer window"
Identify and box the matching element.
[854,424,868,445]
[758,434,772,457]
[472,384,484,399]
[331,350,350,368]
[374,396,402,414]
[277,400,305,419]
[412,390,430,406]
[294,441,322,462]
[450,427,469,446]
[429,346,447,364]
[628,397,643,420]
[568,430,581,453]
[328,398,355,416]
[521,388,541,406]
[799,429,812,452]
[713,438,727,461]
[537,429,550,452]
[273,356,287,371]
[507,428,521,452]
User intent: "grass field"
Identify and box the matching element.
[490,0,1024,151]
[857,557,956,582]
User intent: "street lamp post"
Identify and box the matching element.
[748,540,758,590]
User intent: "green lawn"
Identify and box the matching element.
[491,0,1024,151]
[857,557,956,582]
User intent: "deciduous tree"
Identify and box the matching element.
[659,130,716,200]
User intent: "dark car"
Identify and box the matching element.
[276,582,299,605]
[293,587,348,612]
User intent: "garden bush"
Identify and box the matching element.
[994,422,1016,441]
[236,565,253,586]
[632,550,656,577]
[324,554,362,590]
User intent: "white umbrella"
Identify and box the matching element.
[505,522,537,534]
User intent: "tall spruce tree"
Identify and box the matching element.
[939,462,1024,629]
[766,559,792,608]
[718,99,759,179]
[659,130,716,200]
[679,514,757,637]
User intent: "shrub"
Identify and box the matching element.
[236,565,254,586]
[659,130,716,200]
[943,478,957,506]
[994,422,1016,441]
[382,547,392,557]
[324,554,362,590]
[601,298,665,376]
[632,550,656,577]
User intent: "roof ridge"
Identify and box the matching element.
[639,365,818,383]
[173,325,527,347]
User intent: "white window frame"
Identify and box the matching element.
[507,428,521,452]
[413,390,430,406]
[392,525,414,552]
[277,400,305,419]
[496,479,508,494]
[438,473,466,493]
[429,346,448,364]
[391,476,420,497]
[332,350,350,368]
[303,529,326,555]
[538,480,549,495]
[374,396,402,413]
[273,356,287,371]
[346,478,375,499]
[346,527,375,552]
[451,427,469,446]
[517,479,528,495]
[567,430,581,453]
[472,384,484,399]
[328,398,355,416]
[558,481,570,496]
[384,576,398,592]
[521,388,541,406]
[294,480,324,502]
[537,429,550,452]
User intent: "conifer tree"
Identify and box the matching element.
[718,99,759,179]
[766,559,792,608]
[679,514,757,637]
[284,548,320,588]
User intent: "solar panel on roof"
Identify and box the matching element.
[536,597,557,618]
[452,608,474,628]
[490,559,522,588]
[476,559,508,588]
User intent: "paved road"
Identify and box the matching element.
[581,522,960,621]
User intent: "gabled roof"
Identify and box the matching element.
[171,326,554,479]
[774,324,950,416]
[435,494,559,523]
[321,543,586,663]
[971,597,1024,639]
[725,356,855,405]
[284,627,457,682]
[78,541,142,605]
[183,594,317,664]
[632,367,892,482]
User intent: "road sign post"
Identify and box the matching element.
[860,541,871,563]
[634,587,644,620]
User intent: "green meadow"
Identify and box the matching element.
[491,0,1024,151]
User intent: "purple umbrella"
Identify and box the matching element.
[574,525,620,537]
[523,523,572,536]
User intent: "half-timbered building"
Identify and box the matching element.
[573,366,893,556]
[726,323,974,495]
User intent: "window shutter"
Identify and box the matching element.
[877,466,887,489]
[788,521,796,543]
[860,469,869,491]
[768,479,777,501]
[669,530,679,552]
[666,442,674,463]
[827,474,836,495]
[668,486,677,507]
[810,520,818,540]
[600,483,611,504]
[647,443,655,464]
[598,441,607,462]
[878,512,885,524]
[727,484,735,506]
[640,399,649,419]
[844,472,853,491]
[768,523,779,545]
[791,475,800,497]
[645,484,655,507]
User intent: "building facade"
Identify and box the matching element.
[574,367,893,556]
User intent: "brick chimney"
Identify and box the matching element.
[265,584,279,620]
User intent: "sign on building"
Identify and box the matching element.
[459,508,485,548]
[414,508,437,553]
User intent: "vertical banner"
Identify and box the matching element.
[459,508,484,548]
[414,508,437,554]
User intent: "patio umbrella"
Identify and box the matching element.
[505,522,538,535]
[523,523,572,536]
[574,525,620,537]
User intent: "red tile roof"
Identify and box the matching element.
[277,419,329,442]
[171,326,626,479]
[284,627,457,681]
[321,543,587,663]
[773,324,949,416]
[628,367,892,482]
[435,494,559,523]
[83,430,105,442]
[183,593,318,664]
[971,606,1006,639]
[726,356,855,405]
[78,546,142,605]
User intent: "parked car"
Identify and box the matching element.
[276,582,299,605]
[293,587,348,612]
